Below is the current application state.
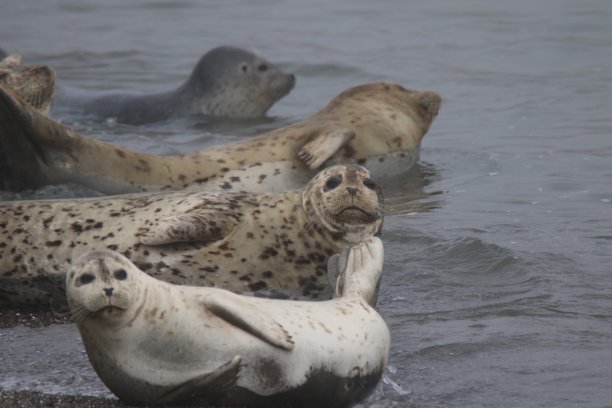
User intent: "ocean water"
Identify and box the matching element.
[1,0,612,406]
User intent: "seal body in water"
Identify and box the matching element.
[0,165,383,308]
[0,81,441,193]
[67,237,389,407]
[53,46,295,124]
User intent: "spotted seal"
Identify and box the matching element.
[67,237,389,407]
[53,46,295,125]
[0,54,55,114]
[0,81,441,194]
[0,165,383,308]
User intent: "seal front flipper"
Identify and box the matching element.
[140,209,237,245]
[203,292,295,350]
[156,355,242,405]
[298,128,355,169]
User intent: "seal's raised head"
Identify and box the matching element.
[0,55,55,114]
[185,46,295,118]
[67,250,135,322]
[302,165,383,244]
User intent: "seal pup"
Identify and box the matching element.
[0,81,441,194]
[0,165,383,308]
[53,46,295,124]
[67,237,389,407]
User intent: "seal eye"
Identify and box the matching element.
[363,178,378,191]
[325,176,342,191]
[114,269,128,280]
[241,64,248,73]
[257,64,268,72]
[79,273,95,285]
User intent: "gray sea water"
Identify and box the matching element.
[1,0,612,407]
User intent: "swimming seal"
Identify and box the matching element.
[67,237,389,407]
[53,46,295,124]
[0,81,441,194]
[0,165,383,308]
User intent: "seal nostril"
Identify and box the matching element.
[347,187,357,197]
[104,287,114,297]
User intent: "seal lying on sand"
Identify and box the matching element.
[0,81,441,194]
[0,165,383,308]
[67,237,389,407]
[0,54,55,114]
[53,46,295,124]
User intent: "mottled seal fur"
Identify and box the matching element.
[0,165,383,308]
[54,46,295,124]
[67,237,389,407]
[0,81,441,194]
[0,54,55,114]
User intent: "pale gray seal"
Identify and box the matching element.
[67,237,389,407]
[54,46,295,124]
[0,165,383,308]
[0,81,441,193]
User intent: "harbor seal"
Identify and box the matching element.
[0,165,383,308]
[0,54,55,114]
[53,46,295,124]
[0,81,441,194]
[67,237,389,407]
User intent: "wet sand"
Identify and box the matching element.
[0,308,124,407]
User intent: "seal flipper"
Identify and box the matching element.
[140,210,236,245]
[203,292,295,350]
[156,355,241,405]
[298,128,355,169]
[333,238,384,305]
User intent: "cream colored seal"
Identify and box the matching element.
[0,54,55,114]
[53,46,295,125]
[67,237,389,407]
[0,165,383,308]
[0,81,441,193]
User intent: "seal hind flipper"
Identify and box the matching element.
[203,292,295,350]
[140,210,236,245]
[0,84,49,190]
[156,355,242,405]
[334,238,384,305]
[298,128,355,169]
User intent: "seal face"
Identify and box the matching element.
[67,238,390,407]
[0,81,440,194]
[54,46,295,124]
[0,55,55,114]
[0,165,383,308]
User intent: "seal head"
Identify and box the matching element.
[302,164,384,244]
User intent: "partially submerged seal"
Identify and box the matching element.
[0,165,383,308]
[67,237,389,407]
[53,46,295,124]
[0,81,441,193]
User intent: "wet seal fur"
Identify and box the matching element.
[53,46,295,124]
[67,237,389,407]
[0,165,383,308]
[0,81,441,193]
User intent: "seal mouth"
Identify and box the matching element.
[336,206,379,223]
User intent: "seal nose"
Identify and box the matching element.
[103,287,114,297]
[346,187,358,197]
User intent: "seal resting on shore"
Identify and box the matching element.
[67,237,389,407]
[0,165,383,308]
[53,46,295,124]
[0,81,441,194]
